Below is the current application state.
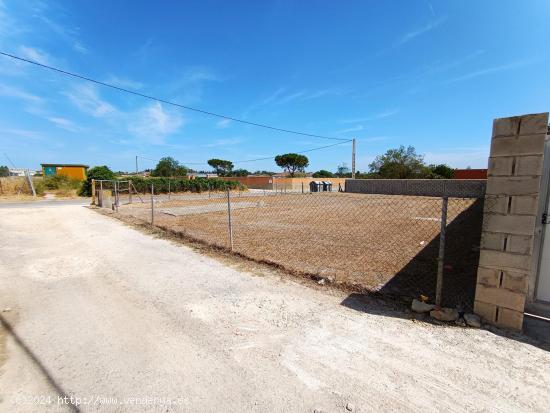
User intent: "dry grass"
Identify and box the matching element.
[113,192,482,304]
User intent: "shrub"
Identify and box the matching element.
[312,170,334,178]
[80,166,115,196]
[128,177,244,194]
[43,175,82,190]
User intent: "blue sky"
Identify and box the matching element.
[0,0,549,173]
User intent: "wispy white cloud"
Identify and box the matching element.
[216,118,232,129]
[168,65,222,105]
[105,75,143,90]
[45,116,79,132]
[65,84,117,117]
[277,90,306,104]
[341,108,399,124]
[128,102,184,145]
[19,45,51,65]
[262,87,287,105]
[396,17,446,46]
[135,38,153,61]
[0,127,45,140]
[262,87,344,105]
[445,59,540,83]
[0,83,42,103]
[336,125,364,134]
[37,14,88,54]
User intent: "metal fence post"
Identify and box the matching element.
[435,197,448,306]
[168,179,171,201]
[151,184,155,226]
[114,181,119,212]
[91,179,96,205]
[227,188,233,251]
[301,182,304,194]
[128,180,132,204]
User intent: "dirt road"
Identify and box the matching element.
[0,204,549,412]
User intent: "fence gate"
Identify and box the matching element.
[532,139,550,317]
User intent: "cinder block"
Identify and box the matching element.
[481,232,504,251]
[483,213,535,236]
[476,266,500,287]
[502,271,529,294]
[507,234,533,255]
[479,249,531,271]
[515,155,543,176]
[488,157,514,176]
[492,116,521,138]
[510,195,540,215]
[484,196,508,214]
[475,284,526,311]
[490,134,546,157]
[518,113,549,136]
[496,307,524,330]
[486,176,541,196]
[474,300,497,323]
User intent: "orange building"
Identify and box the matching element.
[41,163,89,180]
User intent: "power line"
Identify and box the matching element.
[0,50,349,142]
[232,140,352,164]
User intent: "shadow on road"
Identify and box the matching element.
[0,314,81,412]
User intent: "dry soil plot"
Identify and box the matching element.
[116,192,482,305]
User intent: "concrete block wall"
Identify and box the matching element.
[474,113,549,330]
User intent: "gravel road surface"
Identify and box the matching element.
[0,204,549,412]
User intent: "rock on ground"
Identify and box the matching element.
[411,299,435,313]
[464,313,482,328]
[430,307,459,322]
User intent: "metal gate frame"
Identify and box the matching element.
[528,136,550,318]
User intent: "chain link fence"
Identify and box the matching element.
[96,183,497,312]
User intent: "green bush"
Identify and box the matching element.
[129,177,244,194]
[80,166,115,196]
[43,175,82,190]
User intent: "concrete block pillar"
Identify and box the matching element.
[475,112,549,330]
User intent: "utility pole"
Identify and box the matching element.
[135,155,139,175]
[351,138,356,179]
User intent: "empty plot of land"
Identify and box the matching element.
[160,201,263,216]
[118,192,482,306]
[1,204,549,413]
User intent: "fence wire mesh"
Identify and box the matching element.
[96,184,500,312]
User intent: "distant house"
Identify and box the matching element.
[41,164,89,180]
[8,168,36,177]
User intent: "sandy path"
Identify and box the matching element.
[0,204,549,412]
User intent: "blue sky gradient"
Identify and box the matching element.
[0,0,549,172]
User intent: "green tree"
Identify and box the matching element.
[252,170,275,176]
[274,153,309,177]
[230,168,250,177]
[79,165,115,196]
[0,165,9,177]
[369,146,425,178]
[312,169,334,178]
[428,164,454,179]
[152,157,189,177]
[207,158,234,176]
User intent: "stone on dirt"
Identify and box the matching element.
[464,313,481,328]
[430,307,459,322]
[411,299,435,313]
[346,402,355,411]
